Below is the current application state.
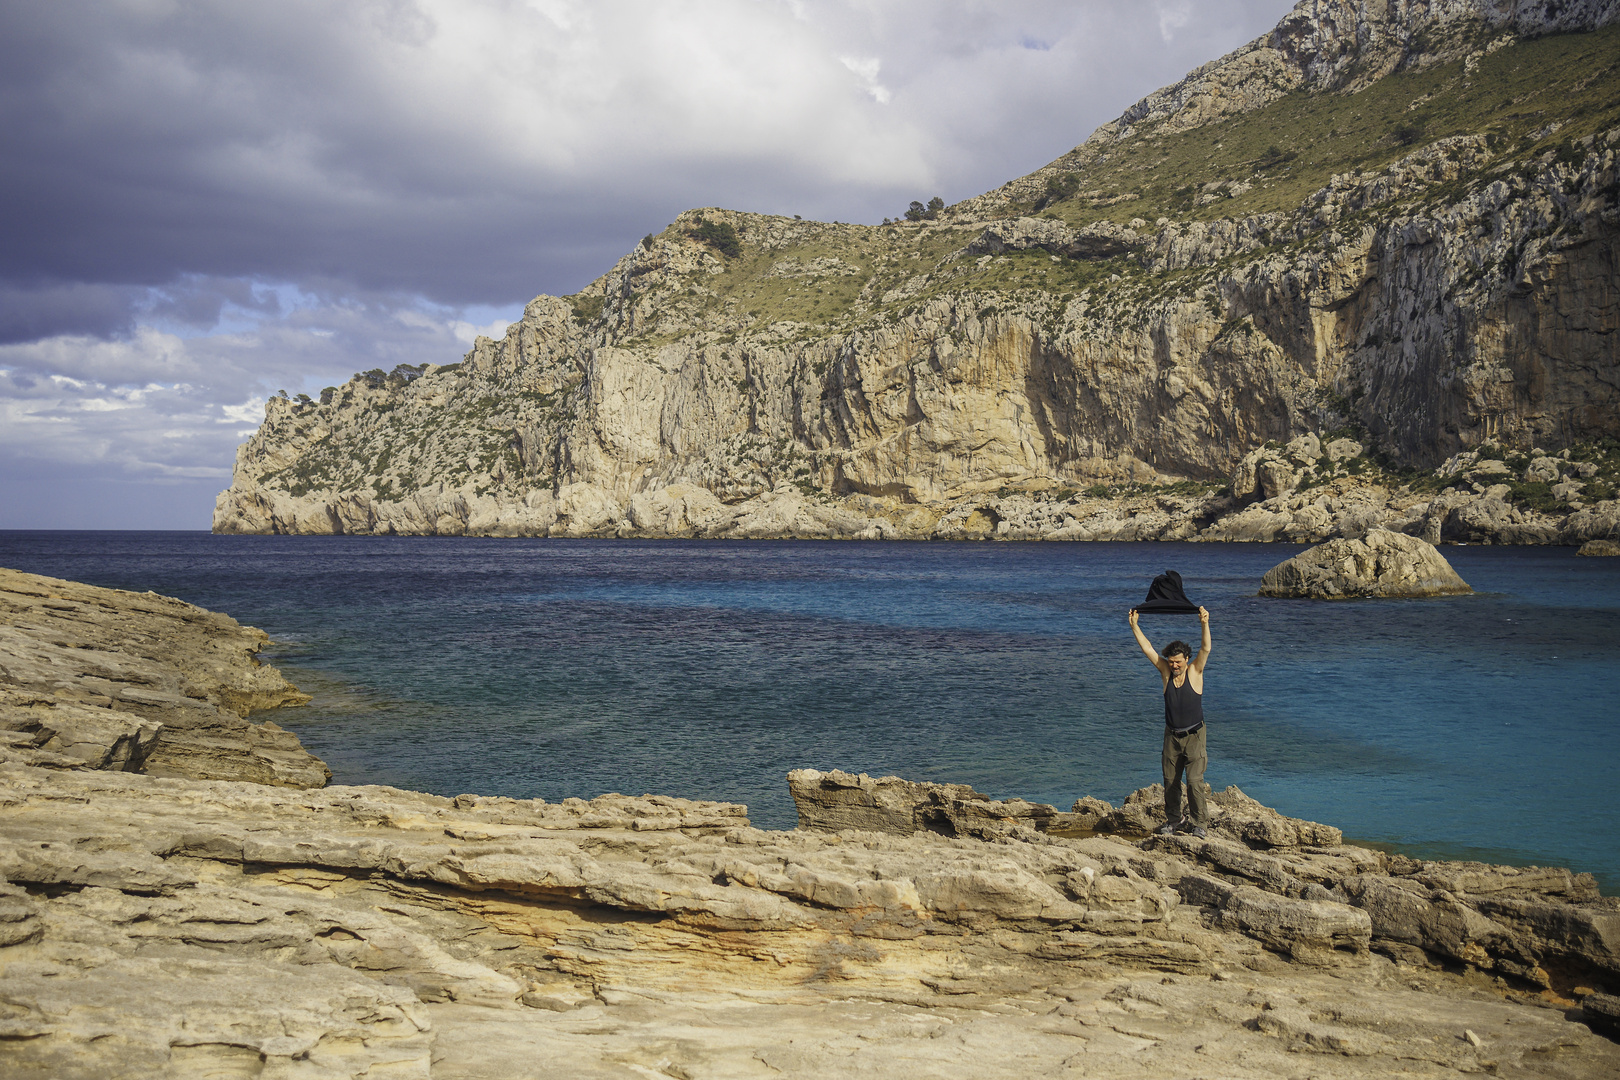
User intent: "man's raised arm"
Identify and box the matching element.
[1128,609,1166,673]
[1192,606,1213,673]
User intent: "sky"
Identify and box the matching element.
[0,0,1298,529]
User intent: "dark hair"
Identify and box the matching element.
[1163,640,1192,659]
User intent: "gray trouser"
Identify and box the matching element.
[1162,725,1208,827]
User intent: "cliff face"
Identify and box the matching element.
[215,0,1620,540]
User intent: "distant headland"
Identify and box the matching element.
[215,2,1620,546]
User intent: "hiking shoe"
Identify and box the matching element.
[1188,825,1208,839]
[1155,818,1186,836]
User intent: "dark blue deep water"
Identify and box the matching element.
[4,532,1618,893]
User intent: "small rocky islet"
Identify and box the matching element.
[2,566,1618,1078]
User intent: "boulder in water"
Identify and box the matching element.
[1578,539,1620,556]
[1258,529,1471,599]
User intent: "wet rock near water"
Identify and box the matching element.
[1258,529,1474,600]
[0,567,328,787]
[1580,539,1620,556]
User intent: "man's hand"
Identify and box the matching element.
[1193,606,1212,673]
[1129,609,1139,629]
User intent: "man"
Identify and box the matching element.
[1128,605,1212,837]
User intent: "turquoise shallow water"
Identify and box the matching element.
[3,532,1617,893]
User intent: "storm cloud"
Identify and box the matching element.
[0,0,1296,528]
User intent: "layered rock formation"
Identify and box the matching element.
[216,1,1620,543]
[793,769,1619,987]
[4,763,1619,1078]
[3,578,1619,1077]
[1258,528,1474,598]
[0,567,327,787]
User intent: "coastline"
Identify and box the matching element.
[3,567,1619,1076]
[213,438,1620,546]
[211,475,1620,546]
[7,531,1618,893]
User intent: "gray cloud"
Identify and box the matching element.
[0,0,1298,528]
[1,0,1295,303]
[0,282,143,344]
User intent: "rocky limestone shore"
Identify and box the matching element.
[2,575,1619,1076]
[0,567,327,787]
[3,763,1618,1078]
[214,429,1620,546]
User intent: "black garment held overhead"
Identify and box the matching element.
[1133,569,1201,615]
[1164,675,1205,734]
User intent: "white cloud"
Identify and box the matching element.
[221,400,265,425]
[840,55,892,104]
[0,289,522,504]
[1156,1,1194,43]
[451,317,515,345]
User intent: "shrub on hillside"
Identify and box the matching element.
[688,218,741,258]
[903,196,945,222]
[1392,121,1425,146]
[1043,173,1081,202]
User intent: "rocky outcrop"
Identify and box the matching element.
[788,768,1092,838]
[1589,992,1620,1037]
[789,770,1620,990]
[216,3,1620,543]
[0,567,327,787]
[1581,539,1620,555]
[4,762,1618,1078]
[1259,530,1473,598]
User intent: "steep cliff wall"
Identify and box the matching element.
[216,0,1620,541]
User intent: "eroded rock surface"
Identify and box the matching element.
[1258,529,1474,599]
[0,567,328,787]
[2,763,1617,1078]
[788,768,1090,838]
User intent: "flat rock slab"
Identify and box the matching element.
[3,761,1619,1078]
[1258,529,1473,599]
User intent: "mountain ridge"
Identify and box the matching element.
[214,0,1620,543]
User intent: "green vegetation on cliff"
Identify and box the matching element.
[1035,25,1620,228]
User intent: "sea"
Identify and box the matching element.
[3,531,1617,894]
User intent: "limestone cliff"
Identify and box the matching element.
[215,0,1620,542]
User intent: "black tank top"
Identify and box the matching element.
[1164,672,1204,733]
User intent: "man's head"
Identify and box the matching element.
[1163,640,1192,673]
